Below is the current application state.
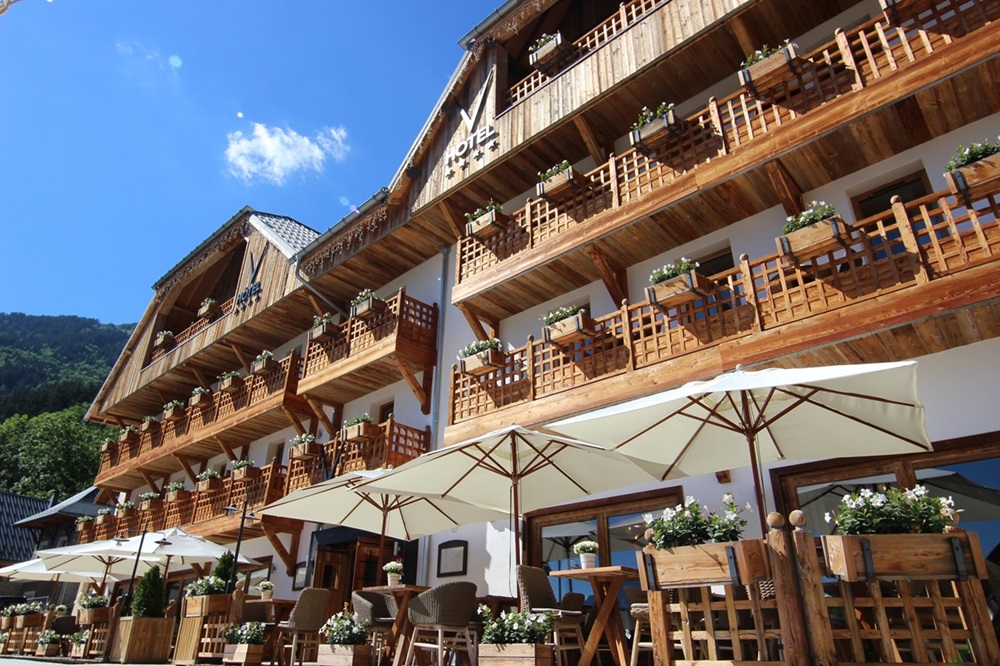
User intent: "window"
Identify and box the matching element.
[850,172,930,221]
[378,402,395,423]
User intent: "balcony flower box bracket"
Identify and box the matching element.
[310,322,341,342]
[291,442,322,460]
[944,152,1000,201]
[251,358,278,376]
[197,478,223,492]
[645,271,713,311]
[543,313,596,348]
[528,32,572,74]
[776,215,851,264]
[342,421,381,443]
[738,43,799,94]
[219,375,244,394]
[460,349,505,377]
[821,532,988,582]
[466,209,509,240]
[535,166,589,204]
[232,466,262,483]
[629,109,685,153]
[351,296,387,320]
[637,540,770,589]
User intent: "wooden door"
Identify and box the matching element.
[312,548,351,617]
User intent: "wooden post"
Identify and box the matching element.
[890,194,930,284]
[789,510,838,665]
[765,512,810,666]
[646,589,674,666]
[609,153,620,209]
[739,253,763,333]
[835,28,865,90]
[708,97,727,157]
[526,336,536,402]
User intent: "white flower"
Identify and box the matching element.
[722,493,734,504]
[871,493,887,507]
[824,512,832,523]
[643,513,654,524]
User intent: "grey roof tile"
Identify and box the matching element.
[253,212,319,254]
[0,491,48,563]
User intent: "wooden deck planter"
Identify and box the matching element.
[738,42,798,92]
[166,489,192,502]
[350,296,386,320]
[528,32,571,74]
[629,109,684,152]
[821,532,988,582]
[466,209,508,239]
[100,440,115,454]
[542,313,596,347]
[342,422,381,442]
[78,607,110,626]
[139,498,163,512]
[535,166,588,203]
[944,153,1000,199]
[14,614,42,629]
[198,302,222,320]
[36,643,61,657]
[645,271,712,310]
[219,376,244,394]
[76,521,94,534]
[309,322,340,342]
[109,616,174,663]
[478,644,553,666]
[637,540,770,588]
[776,215,851,263]
[197,478,223,492]
[232,466,261,483]
[251,358,278,376]
[228,644,265,666]
[189,392,213,409]
[460,349,504,376]
[70,643,86,658]
[162,406,184,422]
[315,644,371,666]
[290,442,322,460]
[185,594,230,618]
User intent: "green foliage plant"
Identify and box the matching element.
[480,608,553,644]
[232,459,255,470]
[320,609,369,645]
[538,160,571,182]
[528,33,556,54]
[458,338,502,360]
[649,258,699,285]
[741,39,791,68]
[825,485,954,535]
[201,297,218,308]
[946,135,1000,171]
[218,370,240,381]
[782,201,838,235]
[541,305,587,326]
[75,515,94,524]
[116,500,135,511]
[37,629,60,645]
[139,492,160,501]
[192,386,211,396]
[196,469,220,481]
[643,494,749,549]
[254,350,273,363]
[312,312,335,327]
[632,102,676,130]
[465,200,503,223]
[572,540,598,555]
[236,622,266,645]
[185,575,227,597]
[214,551,235,588]
[344,414,373,427]
[350,289,379,307]
[166,481,186,492]
[290,433,316,446]
[79,593,109,609]
[132,565,165,618]
[163,399,185,411]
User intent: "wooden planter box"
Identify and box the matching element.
[219,376,244,394]
[0,616,10,630]
[290,442,322,460]
[479,643,553,666]
[645,271,712,310]
[528,32,571,74]
[466,209,508,239]
[342,422,380,442]
[154,334,175,350]
[350,296,386,320]
[189,392,213,409]
[232,466,261,483]
[119,430,138,444]
[95,513,114,525]
[78,607,110,625]
[36,643,62,657]
[637,540,770,589]
[198,302,222,320]
[15,614,42,629]
[71,643,87,658]
[185,594,230,618]
[197,478,223,492]
[776,215,851,263]
[738,43,798,92]
[76,521,94,534]
[629,109,684,152]
[140,419,159,433]
[543,313,596,347]
[315,644,371,666]
[821,532,988,582]
[535,166,587,203]
[310,322,340,342]
[117,507,136,519]
[460,349,504,376]
[251,358,278,376]
[944,152,1000,199]
[166,489,191,502]
[100,441,115,454]
[109,616,174,663]
[228,644,265,666]
[140,498,163,512]
[162,406,185,422]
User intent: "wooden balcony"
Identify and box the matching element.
[285,415,431,495]
[297,289,439,413]
[454,0,1000,320]
[447,180,1000,442]
[148,296,234,364]
[96,354,311,492]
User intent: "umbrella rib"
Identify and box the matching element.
[517,439,590,495]
[660,407,717,481]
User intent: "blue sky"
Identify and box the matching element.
[0,0,497,324]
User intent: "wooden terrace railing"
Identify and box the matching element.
[285,416,431,495]
[149,295,234,363]
[459,0,1000,286]
[450,182,1000,423]
[96,354,300,480]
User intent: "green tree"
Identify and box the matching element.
[214,550,235,588]
[132,565,164,618]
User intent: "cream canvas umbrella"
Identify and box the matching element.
[360,425,661,563]
[0,558,121,585]
[35,540,162,587]
[550,361,932,532]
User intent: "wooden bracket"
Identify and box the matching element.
[211,436,238,462]
[261,521,301,577]
[764,160,805,218]
[456,303,498,342]
[188,365,212,389]
[172,455,198,484]
[585,245,629,306]
[573,114,607,165]
[280,405,310,436]
[305,398,339,438]
[139,471,163,495]
[224,341,253,374]
[438,200,467,242]
[394,357,432,415]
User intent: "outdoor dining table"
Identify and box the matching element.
[549,565,639,666]
[362,583,429,666]
[244,597,295,623]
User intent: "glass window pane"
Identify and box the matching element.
[540,520,597,600]
[915,460,1000,559]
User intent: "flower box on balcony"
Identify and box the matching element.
[342,422,381,443]
[198,302,222,320]
[466,209,508,240]
[535,166,588,203]
[78,607,110,626]
[461,349,505,377]
[637,540,770,588]
[944,152,1000,199]
[119,429,138,444]
[739,42,798,92]
[162,406,184,423]
[232,466,261,483]
[629,109,684,152]
[139,419,159,434]
[189,392,213,409]
[543,313,596,347]
[95,514,114,526]
[76,521,93,535]
[219,375,244,394]
[117,507,137,520]
[166,489,192,502]
[251,357,278,376]
[310,322,341,342]
[528,32,572,74]
[140,498,163,512]
[645,271,712,310]
[316,644,371,666]
[291,442,322,460]
[776,215,851,263]
[350,296,386,320]
[184,594,230,618]
[821,532,987,582]
[197,478,223,492]
[478,644,552,666]
[154,332,175,351]
[15,613,43,629]
[100,441,115,454]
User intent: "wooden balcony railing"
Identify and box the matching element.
[285,416,431,495]
[79,461,286,543]
[96,354,300,481]
[149,295,234,364]
[459,0,999,288]
[450,180,1000,424]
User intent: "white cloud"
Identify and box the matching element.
[225,123,350,185]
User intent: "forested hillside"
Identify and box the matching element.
[0,313,133,499]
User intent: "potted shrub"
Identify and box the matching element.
[943,135,1000,198]
[289,432,321,460]
[118,425,138,444]
[535,160,587,202]
[189,386,213,409]
[316,609,370,666]
[77,593,110,626]
[775,200,851,263]
[162,399,186,422]
[821,485,983,581]
[112,565,172,663]
[528,32,571,74]
[140,414,160,433]
[638,494,769,587]
[541,306,594,347]
[231,459,260,483]
[257,580,274,601]
[738,40,798,91]
[95,507,114,525]
[349,289,386,320]
[165,481,190,502]
[342,414,379,442]
[218,370,244,394]
[231,621,267,666]
[629,102,681,151]
[35,629,62,657]
[12,602,43,629]
[139,491,162,512]
[196,469,222,492]
[0,630,8,651]
[645,257,712,310]
[116,500,137,519]
[75,515,95,534]
[310,312,340,342]
[479,607,554,666]
[573,540,598,569]
[383,560,403,587]
[198,297,222,320]
[69,631,89,659]
[251,350,277,375]
[184,575,229,617]
[223,625,240,662]
[458,338,505,376]
[465,200,507,239]
[154,330,175,351]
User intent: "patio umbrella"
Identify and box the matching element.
[361,425,661,563]
[258,469,508,576]
[549,361,932,532]
[35,540,162,587]
[104,526,257,585]
[0,557,121,585]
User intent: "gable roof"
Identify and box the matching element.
[14,487,104,530]
[0,491,48,563]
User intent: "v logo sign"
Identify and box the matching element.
[459,69,495,133]
[247,250,263,284]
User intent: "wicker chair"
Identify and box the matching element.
[273,587,331,666]
[352,590,397,665]
[403,581,478,666]
[517,565,587,666]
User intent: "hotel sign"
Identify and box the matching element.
[445,70,499,176]
[234,250,263,314]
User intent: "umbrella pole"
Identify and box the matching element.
[742,391,768,535]
[512,480,522,566]
[377,508,387,584]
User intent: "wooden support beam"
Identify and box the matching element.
[154,389,169,405]
[584,245,629,306]
[394,357,431,415]
[237,445,250,461]
[95,488,117,505]
[729,15,758,57]
[456,303,497,341]
[305,291,327,319]
[224,341,253,374]
[172,455,198,484]
[437,200,466,242]
[305,397,339,437]
[261,522,299,576]
[573,114,607,165]
[764,160,805,218]
[280,406,309,436]
[212,436,238,462]
[139,471,162,495]
[189,366,212,389]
